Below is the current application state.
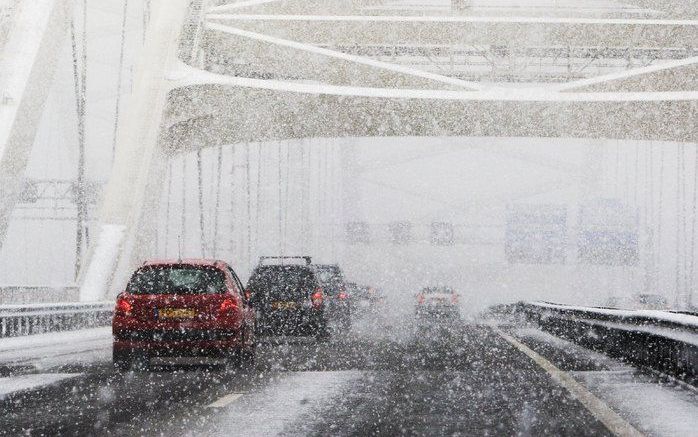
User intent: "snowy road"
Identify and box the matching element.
[0,318,696,436]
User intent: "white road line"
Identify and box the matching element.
[494,328,644,437]
[207,393,245,408]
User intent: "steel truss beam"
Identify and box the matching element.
[79,0,697,301]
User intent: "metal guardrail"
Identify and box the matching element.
[508,301,698,385]
[0,302,113,338]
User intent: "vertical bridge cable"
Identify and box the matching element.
[230,145,237,259]
[675,146,682,308]
[645,144,657,289]
[255,143,262,255]
[688,145,698,308]
[298,140,307,252]
[283,143,291,257]
[656,147,665,294]
[277,142,283,256]
[142,0,150,42]
[69,6,88,279]
[213,146,223,257]
[331,143,337,260]
[324,145,330,259]
[181,158,187,255]
[680,145,689,307]
[245,144,252,267]
[197,150,207,257]
[614,141,620,197]
[164,161,173,257]
[111,0,129,162]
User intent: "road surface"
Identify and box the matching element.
[1,314,696,436]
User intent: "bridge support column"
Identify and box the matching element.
[78,0,191,301]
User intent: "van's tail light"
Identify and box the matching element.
[115,295,133,317]
[338,292,348,300]
[451,294,459,304]
[311,288,324,309]
[220,297,239,316]
[417,293,425,305]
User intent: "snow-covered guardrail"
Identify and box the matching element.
[513,301,698,385]
[0,302,113,338]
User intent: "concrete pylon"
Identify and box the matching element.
[0,0,70,253]
[77,0,192,301]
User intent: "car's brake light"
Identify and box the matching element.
[311,288,324,309]
[338,292,348,300]
[417,293,425,305]
[220,297,239,315]
[451,294,459,304]
[115,295,132,317]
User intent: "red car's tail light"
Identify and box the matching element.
[311,288,324,309]
[220,298,239,315]
[115,296,133,317]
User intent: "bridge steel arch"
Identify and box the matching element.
[79,0,697,300]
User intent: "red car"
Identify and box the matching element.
[112,259,255,370]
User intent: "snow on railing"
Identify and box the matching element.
[515,301,698,384]
[529,301,698,332]
[0,301,113,338]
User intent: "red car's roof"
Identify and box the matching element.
[140,259,225,268]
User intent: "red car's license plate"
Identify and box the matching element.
[158,308,196,319]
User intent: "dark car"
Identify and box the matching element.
[247,257,328,338]
[313,264,351,329]
[112,259,256,370]
[348,283,384,315]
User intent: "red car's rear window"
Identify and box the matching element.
[126,265,226,295]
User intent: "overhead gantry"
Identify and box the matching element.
[78,0,697,301]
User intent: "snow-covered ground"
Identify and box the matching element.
[514,327,698,437]
[0,326,111,370]
[0,373,81,398]
[201,371,364,436]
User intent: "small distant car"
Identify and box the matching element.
[313,264,351,330]
[415,286,460,320]
[348,283,383,313]
[247,256,329,338]
[112,259,256,370]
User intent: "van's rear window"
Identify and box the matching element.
[127,266,226,295]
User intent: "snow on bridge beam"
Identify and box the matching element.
[209,0,698,19]
[204,14,698,49]
[0,0,70,255]
[158,83,696,156]
[554,57,698,92]
[81,0,698,301]
[204,22,483,91]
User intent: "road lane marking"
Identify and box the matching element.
[207,393,244,408]
[494,328,644,437]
